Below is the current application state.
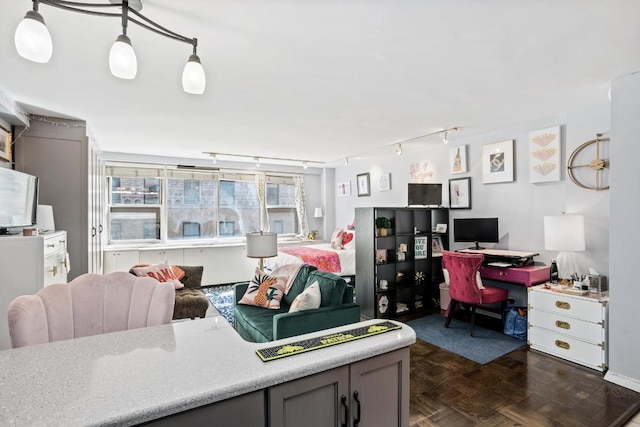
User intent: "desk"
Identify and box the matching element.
[480,264,550,287]
[479,264,550,307]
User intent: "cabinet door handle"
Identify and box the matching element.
[99,224,103,233]
[555,320,570,330]
[555,340,570,350]
[92,227,97,237]
[341,395,349,427]
[353,390,361,427]
[47,244,55,248]
[555,301,570,310]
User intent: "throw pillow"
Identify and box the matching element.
[342,231,355,250]
[130,263,185,281]
[288,281,321,312]
[330,228,344,250]
[131,262,184,289]
[271,263,304,295]
[239,268,286,309]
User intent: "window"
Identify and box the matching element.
[106,165,302,243]
[266,181,298,235]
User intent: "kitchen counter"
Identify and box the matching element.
[0,316,415,426]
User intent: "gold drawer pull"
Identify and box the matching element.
[50,265,58,276]
[555,320,571,330]
[555,340,570,350]
[47,244,55,248]
[555,301,570,310]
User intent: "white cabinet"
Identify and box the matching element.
[15,117,104,280]
[268,348,409,426]
[528,285,608,371]
[0,231,68,350]
[139,248,184,266]
[103,249,140,273]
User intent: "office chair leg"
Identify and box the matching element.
[470,306,476,336]
[445,300,457,328]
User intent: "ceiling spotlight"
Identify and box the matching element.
[255,157,260,167]
[396,143,403,155]
[210,153,217,164]
[303,161,308,169]
[442,131,449,144]
[344,157,349,166]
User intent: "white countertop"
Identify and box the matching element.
[0,316,415,426]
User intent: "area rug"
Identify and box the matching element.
[406,314,526,364]
[204,285,235,326]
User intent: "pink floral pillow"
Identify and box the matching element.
[239,268,286,309]
[330,228,345,249]
[131,262,184,289]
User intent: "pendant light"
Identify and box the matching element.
[14,5,52,63]
[182,40,206,94]
[108,1,137,79]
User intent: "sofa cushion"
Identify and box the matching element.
[306,270,347,307]
[239,268,286,309]
[283,264,318,306]
[234,304,288,342]
[178,265,204,289]
[173,287,209,320]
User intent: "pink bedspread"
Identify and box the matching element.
[279,246,342,273]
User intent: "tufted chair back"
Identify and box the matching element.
[8,272,175,348]
[442,250,484,304]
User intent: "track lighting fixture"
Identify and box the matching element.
[255,157,261,167]
[14,0,206,94]
[210,153,217,164]
[344,157,349,166]
[396,143,403,155]
[442,132,449,144]
[303,161,308,169]
[203,152,322,168]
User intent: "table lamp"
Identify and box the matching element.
[246,231,278,270]
[544,214,586,281]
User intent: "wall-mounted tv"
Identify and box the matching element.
[408,183,442,207]
[0,168,39,235]
[453,217,499,249]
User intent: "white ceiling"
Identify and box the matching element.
[1,0,639,167]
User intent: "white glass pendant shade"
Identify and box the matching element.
[182,54,206,94]
[15,10,52,63]
[109,34,137,79]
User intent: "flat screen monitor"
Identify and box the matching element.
[0,168,39,235]
[453,217,499,249]
[408,183,442,207]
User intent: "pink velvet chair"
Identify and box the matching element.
[442,250,509,336]
[7,272,175,348]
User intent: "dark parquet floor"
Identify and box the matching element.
[409,339,640,426]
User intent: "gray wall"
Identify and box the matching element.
[605,71,640,391]
[334,104,610,276]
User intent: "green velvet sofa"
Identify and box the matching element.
[233,265,360,343]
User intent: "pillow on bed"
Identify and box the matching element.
[342,230,355,250]
[330,228,345,250]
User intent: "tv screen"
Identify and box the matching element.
[0,168,39,235]
[408,183,442,206]
[453,217,499,249]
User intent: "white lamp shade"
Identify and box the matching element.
[246,232,278,258]
[182,54,206,94]
[314,208,323,218]
[15,10,52,63]
[109,34,137,79]
[36,205,55,232]
[544,215,586,251]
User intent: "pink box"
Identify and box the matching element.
[479,265,550,287]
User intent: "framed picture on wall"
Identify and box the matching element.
[357,173,371,196]
[337,181,351,196]
[482,140,514,184]
[449,177,471,209]
[449,145,467,174]
[0,125,11,163]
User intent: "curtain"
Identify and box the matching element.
[294,176,308,238]
[255,173,269,232]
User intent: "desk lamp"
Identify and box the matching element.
[544,215,586,281]
[246,231,278,271]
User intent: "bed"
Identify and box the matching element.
[267,243,356,277]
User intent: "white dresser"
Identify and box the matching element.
[528,285,608,372]
[0,230,68,350]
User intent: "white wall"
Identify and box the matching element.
[334,105,610,276]
[605,70,640,391]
